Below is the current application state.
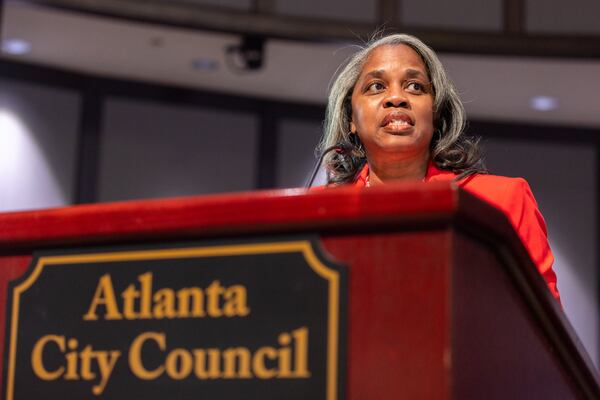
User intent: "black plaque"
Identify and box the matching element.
[4,238,346,400]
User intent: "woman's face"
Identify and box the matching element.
[350,44,435,163]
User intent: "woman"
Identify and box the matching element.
[318,33,560,301]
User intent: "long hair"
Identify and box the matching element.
[318,33,486,184]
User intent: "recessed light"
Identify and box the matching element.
[191,58,219,71]
[2,38,32,55]
[529,96,559,112]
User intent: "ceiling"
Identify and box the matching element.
[2,1,600,128]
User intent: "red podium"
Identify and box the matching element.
[0,182,598,399]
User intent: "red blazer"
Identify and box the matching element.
[352,163,561,302]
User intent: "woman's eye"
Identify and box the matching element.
[405,81,427,93]
[365,82,385,93]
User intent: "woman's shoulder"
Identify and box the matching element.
[462,173,531,194]
[461,173,539,213]
[427,164,532,200]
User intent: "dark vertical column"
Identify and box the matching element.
[254,0,276,14]
[378,0,399,25]
[74,82,103,204]
[0,0,5,47]
[504,0,525,34]
[255,104,278,189]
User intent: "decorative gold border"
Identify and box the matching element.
[5,241,340,400]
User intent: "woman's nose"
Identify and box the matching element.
[383,89,410,108]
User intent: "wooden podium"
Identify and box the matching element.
[0,182,597,399]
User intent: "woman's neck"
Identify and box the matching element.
[367,153,429,186]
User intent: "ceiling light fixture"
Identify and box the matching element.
[529,96,559,112]
[2,38,32,55]
[225,35,265,72]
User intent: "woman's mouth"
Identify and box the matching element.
[386,119,411,127]
[381,112,414,132]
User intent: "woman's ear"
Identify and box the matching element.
[350,121,356,134]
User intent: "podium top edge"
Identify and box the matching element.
[0,181,469,249]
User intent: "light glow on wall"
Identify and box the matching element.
[529,95,559,111]
[1,38,32,55]
[0,111,22,171]
[0,108,65,211]
[552,233,599,369]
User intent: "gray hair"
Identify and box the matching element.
[319,33,485,183]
